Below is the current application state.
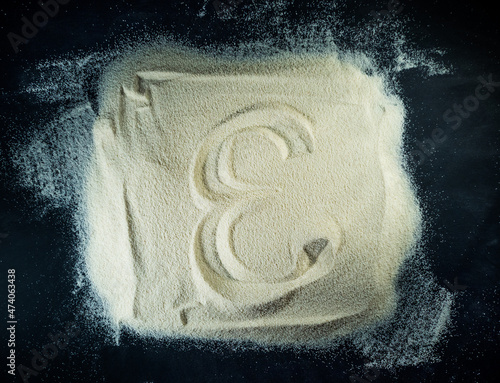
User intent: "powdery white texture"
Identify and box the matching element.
[85,49,421,344]
[12,105,95,209]
[9,0,455,361]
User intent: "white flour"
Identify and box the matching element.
[10,0,455,367]
[84,48,421,344]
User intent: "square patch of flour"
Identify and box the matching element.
[85,52,420,343]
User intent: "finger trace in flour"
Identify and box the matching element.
[85,48,421,344]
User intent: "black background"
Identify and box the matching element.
[0,1,499,382]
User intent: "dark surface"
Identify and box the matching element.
[1,1,499,382]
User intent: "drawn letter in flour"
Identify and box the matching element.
[189,104,343,308]
[86,56,421,341]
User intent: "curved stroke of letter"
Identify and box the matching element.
[189,103,340,309]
